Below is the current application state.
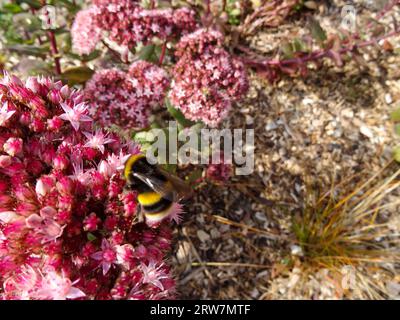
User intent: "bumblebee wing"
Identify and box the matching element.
[157,167,193,201]
[131,171,175,201]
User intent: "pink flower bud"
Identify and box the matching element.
[56,210,71,224]
[99,160,112,177]
[60,85,71,99]
[48,89,62,105]
[3,137,23,157]
[31,118,46,132]
[47,116,63,131]
[53,155,69,171]
[16,202,38,216]
[83,213,100,232]
[0,155,12,168]
[19,111,31,126]
[56,176,75,195]
[104,216,118,231]
[27,159,45,176]
[14,185,36,203]
[36,176,55,197]
[25,77,40,93]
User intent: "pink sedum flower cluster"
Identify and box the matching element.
[84,61,169,129]
[206,152,233,184]
[0,74,176,300]
[169,29,249,127]
[71,0,197,55]
[71,7,102,56]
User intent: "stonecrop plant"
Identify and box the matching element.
[0,74,176,300]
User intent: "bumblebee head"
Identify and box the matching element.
[123,154,146,181]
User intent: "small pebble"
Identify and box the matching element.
[385,93,393,105]
[265,121,278,131]
[197,230,210,242]
[360,126,373,138]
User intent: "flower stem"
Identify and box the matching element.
[101,40,126,64]
[159,41,167,66]
[47,30,61,75]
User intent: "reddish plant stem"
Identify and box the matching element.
[43,6,61,74]
[206,0,211,15]
[159,41,168,66]
[150,0,155,9]
[239,28,400,70]
[367,0,400,29]
[48,30,61,75]
[222,0,227,12]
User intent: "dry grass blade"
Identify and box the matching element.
[192,262,270,269]
[212,215,286,240]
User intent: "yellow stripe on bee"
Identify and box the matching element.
[138,191,162,206]
[144,204,174,225]
[123,154,145,179]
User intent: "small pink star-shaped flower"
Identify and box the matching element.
[59,102,92,131]
[83,129,115,154]
[91,239,117,275]
[140,261,169,291]
[0,102,16,127]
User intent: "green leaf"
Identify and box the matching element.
[393,146,400,162]
[87,233,97,242]
[395,124,400,136]
[309,18,327,43]
[293,38,307,52]
[390,108,400,122]
[49,0,79,11]
[166,99,196,128]
[186,168,203,184]
[60,66,94,85]
[281,41,294,58]
[138,44,156,62]
[16,0,42,10]
[1,3,23,13]
[5,44,48,58]
[68,50,101,62]
[161,163,177,174]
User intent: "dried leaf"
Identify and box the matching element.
[309,17,327,43]
[60,66,94,85]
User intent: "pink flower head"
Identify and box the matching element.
[84,62,169,130]
[72,1,197,52]
[4,265,85,300]
[71,7,102,56]
[169,29,249,127]
[34,267,86,300]
[206,151,232,183]
[25,206,65,243]
[0,74,176,300]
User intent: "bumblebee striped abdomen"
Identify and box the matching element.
[124,154,175,222]
[137,188,173,214]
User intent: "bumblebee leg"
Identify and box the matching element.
[137,205,144,223]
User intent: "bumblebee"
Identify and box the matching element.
[123,154,191,225]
